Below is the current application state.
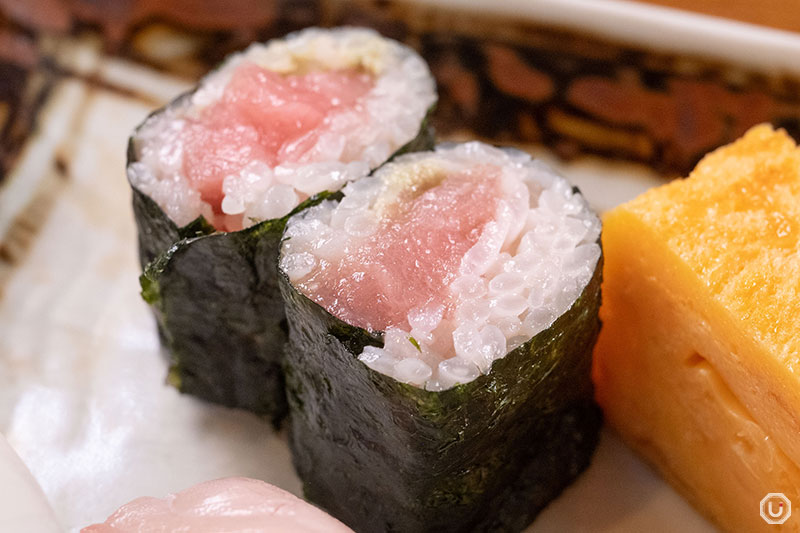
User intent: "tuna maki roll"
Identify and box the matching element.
[279,142,603,532]
[128,27,436,421]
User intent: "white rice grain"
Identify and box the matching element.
[130,27,435,229]
[282,142,601,391]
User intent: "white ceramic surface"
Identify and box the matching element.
[0,435,62,533]
[5,0,777,528]
[0,74,714,532]
[415,0,800,73]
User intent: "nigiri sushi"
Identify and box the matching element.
[83,477,354,533]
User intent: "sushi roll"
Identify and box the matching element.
[279,142,603,532]
[82,477,355,532]
[127,27,436,420]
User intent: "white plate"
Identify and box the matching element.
[0,435,61,533]
[0,64,716,531]
[17,0,800,528]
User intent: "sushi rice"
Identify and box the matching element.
[127,26,436,418]
[281,142,601,390]
[128,26,436,231]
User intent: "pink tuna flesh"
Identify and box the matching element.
[182,63,375,216]
[82,477,354,533]
[300,168,501,331]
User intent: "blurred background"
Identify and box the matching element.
[2,0,800,180]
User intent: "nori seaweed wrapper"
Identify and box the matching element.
[129,90,435,423]
[279,248,603,531]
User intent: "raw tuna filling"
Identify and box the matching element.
[282,143,602,391]
[183,63,374,220]
[294,168,501,331]
[130,27,437,232]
